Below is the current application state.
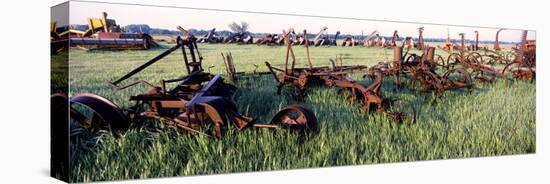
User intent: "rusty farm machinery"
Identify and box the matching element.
[51,27,318,139]
[362,30,384,47]
[52,23,535,140]
[371,46,475,96]
[382,30,400,48]
[50,12,158,53]
[196,28,225,43]
[255,33,285,46]
[264,28,416,122]
[224,31,254,44]
[255,28,319,46]
[196,27,254,44]
[437,30,535,83]
[259,27,534,122]
[367,30,535,98]
[415,27,425,50]
[312,27,340,46]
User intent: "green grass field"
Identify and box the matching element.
[60,43,535,182]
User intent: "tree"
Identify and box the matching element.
[228,21,249,33]
[123,24,151,34]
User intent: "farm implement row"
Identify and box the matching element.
[260,27,534,123]
[197,28,254,44]
[436,30,535,82]
[264,29,413,122]
[52,25,535,140]
[367,45,534,99]
[52,27,318,140]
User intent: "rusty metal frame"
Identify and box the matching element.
[62,26,318,139]
[265,28,389,113]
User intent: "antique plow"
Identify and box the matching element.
[383,30,399,48]
[265,28,391,113]
[53,27,318,139]
[313,27,339,46]
[483,30,535,81]
[224,31,254,44]
[437,33,506,84]
[197,28,225,43]
[501,30,536,81]
[435,30,535,83]
[372,46,474,96]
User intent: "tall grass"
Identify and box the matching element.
[64,43,535,182]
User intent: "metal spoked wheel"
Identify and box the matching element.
[446,53,462,67]
[502,61,535,82]
[271,104,318,134]
[68,93,130,138]
[466,52,485,65]
[442,69,474,92]
[470,70,496,84]
[435,55,450,69]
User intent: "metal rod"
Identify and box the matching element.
[265,61,280,83]
[180,40,191,74]
[304,29,313,70]
[188,41,199,72]
[192,40,203,71]
[221,52,230,75]
[111,41,182,86]
[283,30,290,74]
[252,124,280,129]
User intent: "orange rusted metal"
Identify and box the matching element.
[58,26,319,140]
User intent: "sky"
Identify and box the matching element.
[53,1,536,42]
